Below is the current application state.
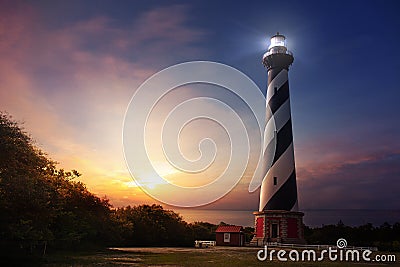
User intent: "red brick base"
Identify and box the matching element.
[251,210,305,245]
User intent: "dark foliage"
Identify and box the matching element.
[0,112,115,256]
[305,220,400,251]
[189,221,218,241]
[112,204,192,246]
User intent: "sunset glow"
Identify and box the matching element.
[1,1,399,211]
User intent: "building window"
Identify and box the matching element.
[273,176,277,185]
[224,233,230,243]
[274,86,278,94]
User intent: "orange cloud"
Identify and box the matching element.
[0,3,207,207]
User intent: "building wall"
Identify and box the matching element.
[216,232,243,246]
[252,211,305,245]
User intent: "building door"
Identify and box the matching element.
[271,223,278,238]
[287,218,298,238]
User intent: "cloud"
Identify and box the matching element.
[0,3,207,206]
[298,151,400,209]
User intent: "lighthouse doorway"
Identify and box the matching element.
[271,223,278,238]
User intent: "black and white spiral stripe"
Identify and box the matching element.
[259,66,298,212]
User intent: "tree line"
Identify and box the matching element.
[304,220,400,251]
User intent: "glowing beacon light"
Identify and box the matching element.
[268,33,286,49]
[263,32,293,69]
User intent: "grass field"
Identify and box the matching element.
[40,247,399,267]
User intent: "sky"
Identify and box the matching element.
[0,0,399,211]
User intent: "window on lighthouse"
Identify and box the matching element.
[273,177,277,185]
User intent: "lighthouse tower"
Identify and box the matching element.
[252,33,305,245]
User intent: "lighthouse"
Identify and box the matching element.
[251,33,305,245]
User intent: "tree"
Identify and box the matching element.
[0,112,114,255]
[113,204,192,246]
[189,222,217,241]
[0,112,56,252]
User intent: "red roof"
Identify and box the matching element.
[215,225,243,233]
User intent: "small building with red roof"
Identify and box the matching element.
[215,225,244,246]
